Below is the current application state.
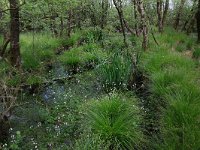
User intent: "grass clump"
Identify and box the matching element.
[141,44,200,149]
[74,134,108,150]
[97,52,132,92]
[141,48,195,74]
[175,43,187,52]
[61,31,82,47]
[81,27,104,43]
[193,47,200,59]
[58,44,107,70]
[80,93,142,149]
[25,75,44,85]
[20,33,59,70]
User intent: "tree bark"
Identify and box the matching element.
[67,9,72,37]
[60,16,64,37]
[101,0,109,29]
[133,0,139,36]
[0,118,10,144]
[182,0,197,31]
[162,0,169,27]
[174,0,186,30]
[136,0,148,50]
[157,0,169,32]
[197,0,200,42]
[113,0,127,45]
[157,0,163,32]
[9,0,20,67]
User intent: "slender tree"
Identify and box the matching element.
[162,0,169,28]
[157,0,169,32]
[197,0,200,42]
[157,0,163,32]
[174,0,186,30]
[182,0,197,31]
[113,0,127,45]
[101,0,109,29]
[132,0,139,36]
[9,0,21,67]
[136,0,148,50]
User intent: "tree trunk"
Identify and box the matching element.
[67,9,72,37]
[101,0,109,29]
[136,0,148,50]
[0,118,10,144]
[162,0,169,28]
[60,16,64,37]
[197,0,200,42]
[157,0,163,32]
[113,0,127,45]
[133,0,139,36]
[156,0,169,33]
[174,0,186,30]
[9,0,20,67]
[182,0,197,31]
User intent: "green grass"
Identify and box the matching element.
[140,38,200,149]
[193,47,200,59]
[20,32,60,70]
[61,27,104,48]
[74,134,108,150]
[152,27,196,51]
[80,93,142,149]
[58,44,108,69]
[97,52,132,92]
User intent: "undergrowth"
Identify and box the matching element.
[140,30,200,149]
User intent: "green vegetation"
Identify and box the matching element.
[140,30,200,149]
[1,0,200,149]
[97,52,132,92]
[58,43,108,71]
[80,93,142,149]
[20,33,60,70]
[193,47,200,59]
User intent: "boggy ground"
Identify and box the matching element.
[1,27,200,149]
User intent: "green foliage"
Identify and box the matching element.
[25,75,44,85]
[98,52,132,92]
[81,93,142,149]
[141,44,200,149]
[0,61,11,75]
[2,131,22,150]
[104,36,126,51]
[193,47,200,59]
[81,27,104,43]
[62,31,82,47]
[58,44,107,69]
[74,134,108,150]
[141,48,195,73]
[176,43,187,52]
[20,33,59,70]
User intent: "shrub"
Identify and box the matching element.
[25,75,44,85]
[97,52,133,92]
[58,45,108,70]
[103,36,126,51]
[20,33,58,70]
[176,43,187,52]
[193,47,200,59]
[81,93,142,149]
[81,27,104,43]
[61,31,82,47]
